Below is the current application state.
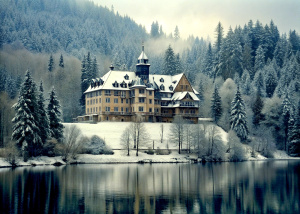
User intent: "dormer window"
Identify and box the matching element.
[160,84,165,91]
[124,74,129,80]
[169,85,174,91]
[160,78,164,83]
[120,80,127,88]
[172,80,177,84]
[112,81,119,87]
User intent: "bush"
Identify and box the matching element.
[83,135,114,155]
[42,138,58,157]
[156,148,171,155]
[145,148,154,155]
[3,141,19,166]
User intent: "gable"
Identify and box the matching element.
[174,73,194,92]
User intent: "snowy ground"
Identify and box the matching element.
[0,122,298,168]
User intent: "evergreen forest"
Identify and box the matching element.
[0,0,299,157]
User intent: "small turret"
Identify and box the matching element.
[136,43,150,83]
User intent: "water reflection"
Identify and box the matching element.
[0,161,299,214]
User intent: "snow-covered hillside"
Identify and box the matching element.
[64,122,228,150]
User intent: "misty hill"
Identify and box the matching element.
[0,0,147,60]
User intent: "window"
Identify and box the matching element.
[121,99,123,103]
[121,107,123,112]
[149,108,152,112]
[139,106,144,112]
[114,107,118,112]
[99,98,101,103]
[160,78,164,82]
[139,97,145,103]
[149,91,152,96]
[124,74,129,80]
[105,90,111,96]
[106,98,110,103]
[87,108,89,113]
[114,98,118,103]
[96,99,98,104]
[149,99,152,104]
[160,84,165,90]
[139,89,145,94]
[169,85,173,91]
[181,85,183,89]
[96,107,97,112]
[126,108,129,113]
[99,91,102,96]
[186,85,188,90]
[114,90,119,96]
[87,100,89,105]
[126,99,128,104]
[105,107,110,112]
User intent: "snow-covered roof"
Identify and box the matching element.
[84,71,199,96]
[149,73,183,93]
[171,92,200,101]
[138,51,148,60]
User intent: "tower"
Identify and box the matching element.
[136,44,150,83]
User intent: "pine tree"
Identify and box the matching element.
[211,86,222,124]
[59,54,64,68]
[38,81,50,144]
[163,45,176,75]
[282,92,292,152]
[253,70,266,97]
[230,87,248,141]
[174,26,180,40]
[289,101,300,156]
[48,87,64,142]
[12,71,42,157]
[80,55,88,112]
[252,92,264,127]
[91,57,98,79]
[264,64,278,97]
[204,42,214,76]
[254,45,265,76]
[48,54,54,72]
[214,22,224,53]
[174,53,183,74]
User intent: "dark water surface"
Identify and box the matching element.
[0,161,299,214]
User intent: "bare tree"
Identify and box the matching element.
[61,125,88,162]
[121,126,131,156]
[191,124,206,158]
[170,115,186,154]
[160,124,164,144]
[130,116,149,156]
[206,125,226,161]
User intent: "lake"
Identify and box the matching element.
[0,161,299,214]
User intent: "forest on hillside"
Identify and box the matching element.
[0,0,299,156]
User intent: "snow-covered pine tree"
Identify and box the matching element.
[38,81,50,144]
[174,53,183,74]
[254,45,265,76]
[203,42,214,77]
[48,54,54,72]
[163,45,176,75]
[253,70,266,97]
[12,71,42,157]
[252,92,264,127]
[289,101,300,156]
[264,64,278,97]
[48,87,64,142]
[91,57,98,79]
[59,54,64,68]
[282,92,292,152]
[211,86,222,124]
[80,55,88,112]
[174,26,180,40]
[230,86,248,142]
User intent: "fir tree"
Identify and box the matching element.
[289,101,300,156]
[252,92,264,127]
[163,45,176,75]
[282,92,292,152]
[80,55,88,112]
[204,42,214,76]
[253,70,266,97]
[174,26,180,40]
[230,87,248,141]
[12,71,42,157]
[211,86,222,124]
[214,22,224,53]
[48,54,54,72]
[174,53,183,74]
[59,54,64,68]
[91,57,98,79]
[254,45,265,75]
[38,81,50,144]
[48,87,64,142]
[264,64,278,97]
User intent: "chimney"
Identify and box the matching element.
[109,64,114,70]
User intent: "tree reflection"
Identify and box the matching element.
[0,161,299,213]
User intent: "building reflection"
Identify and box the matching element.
[0,161,299,213]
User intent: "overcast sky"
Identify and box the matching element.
[92,0,300,40]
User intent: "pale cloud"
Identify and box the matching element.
[92,0,300,39]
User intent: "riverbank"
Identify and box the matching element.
[1,149,298,168]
